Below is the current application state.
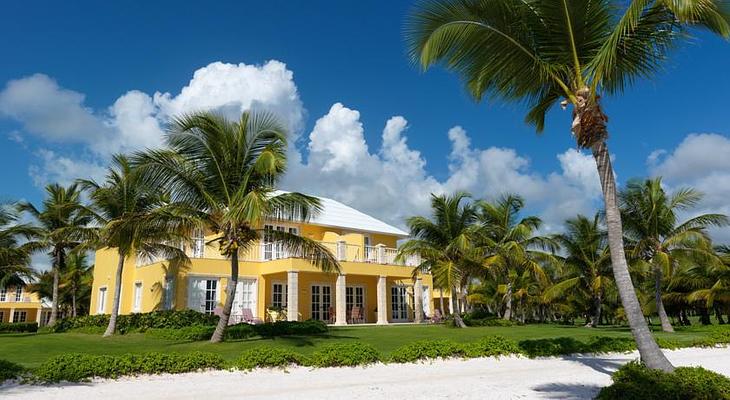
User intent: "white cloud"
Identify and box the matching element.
[28,149,107,187]
[649,133,730,244]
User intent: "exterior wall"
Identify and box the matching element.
[0,284,47,324]
[89,222,447,323]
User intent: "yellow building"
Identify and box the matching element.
[90,193,446,324]
[0,283,51,325]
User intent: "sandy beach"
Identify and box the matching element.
[2,347,728,400]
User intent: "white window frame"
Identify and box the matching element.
[13,310,27,323]
[192,228,205,258]
[164,277,175,310]
[0,287,6,302]
[132,281,143,313]
[14,286,22,302]
[203,279,218,314]
[262,223,300,260]
[345,285,366,313]
[310,283,332,321]
[97,286,108,314]
[271,281,288,309]
[390,285,409,321]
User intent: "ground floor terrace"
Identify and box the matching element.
[0,304,50,325]
[91,257,451,325]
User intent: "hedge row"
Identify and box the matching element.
[0,322,38,333]
[0,359,24,381]
[597,361,730,399]
[145,320,328,341]
[51,310,219,333]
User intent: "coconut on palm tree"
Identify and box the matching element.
[133,110,340,342]
[406,0,730,371]
[398,192,483,328]
[476,195,558,322]
[78,155,193,336]
[546,213,614,327]
[18,184,90,326]
[620,178,728,332]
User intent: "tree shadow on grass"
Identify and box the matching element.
[531,382,604,399]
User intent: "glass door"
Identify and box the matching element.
[311,284,332,321]
[391,286,408,321]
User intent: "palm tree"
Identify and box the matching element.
[78,155,192,336]
[0,206,37,288]
[545,214,614,327]
[686,245,730,322]
[406,0,730,371]
[398,192,483,327]
[133,110,340,342]
[62,252,93,318]
[476,195,558,321]
[620,178,728,332]
[18,184,89,326]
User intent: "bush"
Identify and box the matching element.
[656,337,683,350]
[0,322,38,333]
[307,343,381,367]
[33,352,225,383]
[145,325,215,341]
[225,323,257,340]
[390,339,466,363]
[235,346,304,370]
[585,336,636,353]
[52,310,219,334]
[464,335,522,358]
[253,320,328,337]
[597,361,730,400]
[0,359,25,382]
[518,337,586,357]
[463,317,517,327]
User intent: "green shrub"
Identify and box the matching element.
[464,335,522,358]
[52,310,219,333]
[145,325,215,341]
[656,337,683,350]
[33,352,225,383]
[0,359,25,382]
[253,320,328,337]
[597,361,730,400]
[518,337,586,357]
[464,317,517,327]
[390,339,466,363]
[0,322,38,333]
[226,323,257,340]
[307,343,381,367]
[235,346,304,370]
[586,336,636,353]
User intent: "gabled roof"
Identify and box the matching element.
[275,191,409,237]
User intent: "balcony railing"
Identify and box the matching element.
[137,239,421,267]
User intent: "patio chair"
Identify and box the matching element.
[431,308,443,324]
[327,306,335,324]
[349,306,364,324]
[242,308,263,324]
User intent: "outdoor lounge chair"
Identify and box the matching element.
[349,306,364,324]
[431,308,443,324]
[242,308,263,324]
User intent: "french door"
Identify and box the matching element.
[391,286,408,321]
[188,278,219,314]
[311,284,332,321]
[232,279,258,318]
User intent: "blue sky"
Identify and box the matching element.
[1,1,730,240]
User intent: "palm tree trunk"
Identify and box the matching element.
[451,285,466,328]
[72,286,77,318]
[590,292,602,328]
[48,247,64,327]
[439,287,445,316]
[591,140,674,372]
[653,267,674,332]
[503,284,512,321]
[211,250,238,342]
[104,252,125,337]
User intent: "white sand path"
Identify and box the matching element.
[2,347,728,400]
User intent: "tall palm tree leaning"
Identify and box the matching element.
[79,155,192,336]
[406,0,730,371]
[620,178,728,332]
[18,184,89,326]
[398,192,482,328]
[133,110,340,342]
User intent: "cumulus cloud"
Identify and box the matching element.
[0,61,304,187]
[28,149,107,187]
[283,103,602,231]
[648,133,730,244]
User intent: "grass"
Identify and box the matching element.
[1,322,721,370]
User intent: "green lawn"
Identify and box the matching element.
[0,323,719,369]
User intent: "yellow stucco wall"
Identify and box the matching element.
[89,222,446,323]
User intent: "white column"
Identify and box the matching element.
[376,276,388,325]
[376,244,386,264]
[424,286,432,318]
[335,274,347,325]
[287,271,299,321]
[414,278,424,323]
[35,308,43,324]
[336,240,347,261]
[8,307,15,323]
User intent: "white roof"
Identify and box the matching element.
[275,191,409,237]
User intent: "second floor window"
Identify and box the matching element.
[0,287,6,302]
[14,286,22,302]
[192,229,205,258]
